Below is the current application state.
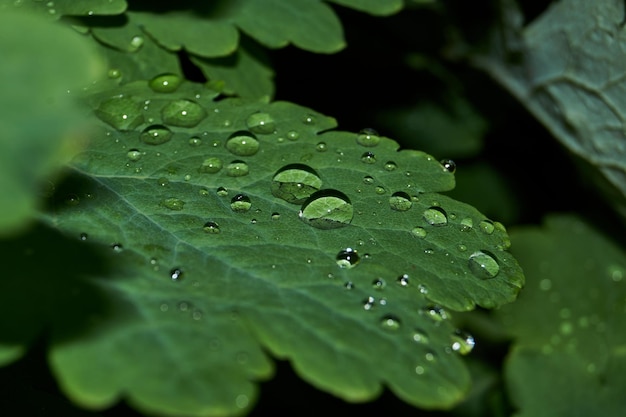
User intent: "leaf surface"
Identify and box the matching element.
[0,0,126,17]
[495,214,626,417]
[38,80,523,416]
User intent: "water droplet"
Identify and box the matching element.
[362,176,374,185]
[375,186,386,195]
[363,296,375,310]
[161,197,185,211]
[425,351,437,362]
[468,250,499,279]
[355,128,381,147]
[384,161,397,171]
[246,112,276,134]
[271,212,281,220]
[397,274,409,287]
[96,96,144,130]
[79,233,88,241]
[608,264,625,282]
[315,142,327,152]
[344,281,354,289]
[460,217,473,232]
[417,284,428,294]
[372,278,386,290]
[380,314,401,330]
[111,243,123,252]
[140,124,173,145]
[65,194,80,206]
[286,130,299,141]
[107,68,121,79]
[303,114,316,124]
[479,220,495,234]
[336,248,360,269]
[161,99,207,127]
[360,151,376,164]
[189,137,202,146]
[412,328,429,344]
[157,177,169,187]
[203,221,220,234]
[299,190,354,229]
[271,164,322,204]
[450,330,475,355]
[225,131,260,156]
[149,73,183,93]
[440,159,456,173]
[226,161,249,177]
[198,157,223,173]
[170,268,184,281]
[389,192,412,211]
[415,366,425,375]
[216,187,229,197]
[126,149,142,161]
[230,194,252,213]
[411,226,427,238]
[421,305,448,321]
[423,207,448,226]
[129,35,144,51]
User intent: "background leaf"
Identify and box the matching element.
[0,0,127,18]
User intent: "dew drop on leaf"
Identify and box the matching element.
[286,130,299,141]
[198,157,223,173]
[203,221,220,234]
[79,233,88,241]
[107,69,121,79]
[129,35,144,51]
[356,128,380,147]
[271,212,281,220]
[380,314,401,330]
[421,305,448,321]
[460,217,473,231]
[384,161,397,171]
[95,96,144,130]
[161,99,207,127]
[479,219,495,234]
[111,243,123,252]
[468,250,500,279]
[363,296,375,310]
[230,194,252,213]
[64,194,80,206]
[170,267,184,281]
[246,112,276,134]
[396,274,410,287]
[423,207,448,226]
[411,226,427,238]
[189,137,202,146]
[140,124,173,145]
[271,164,322,204]
[226,161,249,177]
[412,328,429,344]
[336,248,360,268]
[440,159,456,173]
[375,186,386,195]
[149,73,183,93]
[360,152,376,164]
[344,281,354,289]
[315,142,327,152]
[161,197,185,211]
[126,149,142,161]
[157,177,169,187]
[389,191,412,211]
[363,175,374,185]
[299,190,354,229]
[225,131,260,156]
[450,329,475,355]
[303,114,316,125]
[216,187,229,197]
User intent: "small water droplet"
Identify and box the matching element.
[198,157,223,173]
[608,264,625,282]
[271,164,323,204]
[299,190,354,229]
[375,186,386,195]
[217,187,229,197]
[149,73,183,93]
[417,284,428,294]
[479,220,495,234]
[468,250,499,279]
[384,161,397,171]
[111,243,123,252]
[225,131,260,156]
[423,207,448,226]
[389,192,412,211]
[126,149,142,161]
[161,197,185,211]
[157,177,169,187]
[397,274,409,287]
[344,281,354,289]
[360,151,376,164]
[161,99,207,127]
[96,96,144,130]
[79,233,88,241]
[271,212,281,220]
[246,112,276,134]
[65,194,80,206]
[170,267,184,281]
[226,161,249,177]
[189,137,202,146]
[440,159,456,173]
[303,114,316,125]
[230,194,252,212]
[107,68,121,79]
[362,175,374,185]
[140,124,173,145]
[372,278,386,290]
[315,142,327,152]
[363,296,376,310]
[412,328,429,344]
[203,221,220,234]
[421,305,448,321]
[460,217,473,231]
[129,35,144,51]
[380,314,401,330]
[425,351,437,362]
[450,329,475,355]
[286,130,299,141]
[336,248,360,269]
[411,226,427,238]
[356,128,380,147]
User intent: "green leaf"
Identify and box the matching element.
[0,11,104,236]
[495,214,626,417]
[36,80,523,416]
[327,0,403,16]
[0,0,127,18]
[474,0,626,220]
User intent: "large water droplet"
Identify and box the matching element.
[96,96,144,130]
[225,131,260,156]
[226,161,249,177]
[149,73,183,93]
[140,124,173,145]
[411,227,427,238]
[389,192,412,211]
[246,112,276,134]
[198,157,223,173]
[479,220,495,234]
[299,190,354,229]
[423,207,448,226]
[450,329,475,355]
[384,161,397,171]
[161,99,207,127]
[126,149,142,161]
[468,250,499,279]
[271,164,322,204]
[230,194,252,213]
[460,217,473,232]
[440,159,456,173]
[161,197,185,211]
[356,128,380,147]
[203,221,220,234]
[336,248,360,268]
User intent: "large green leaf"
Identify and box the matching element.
[30,80,523,416]
[0,0,127,18]
[474,0,626,221]
[0,11,104,236]
[495,214,626,417]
